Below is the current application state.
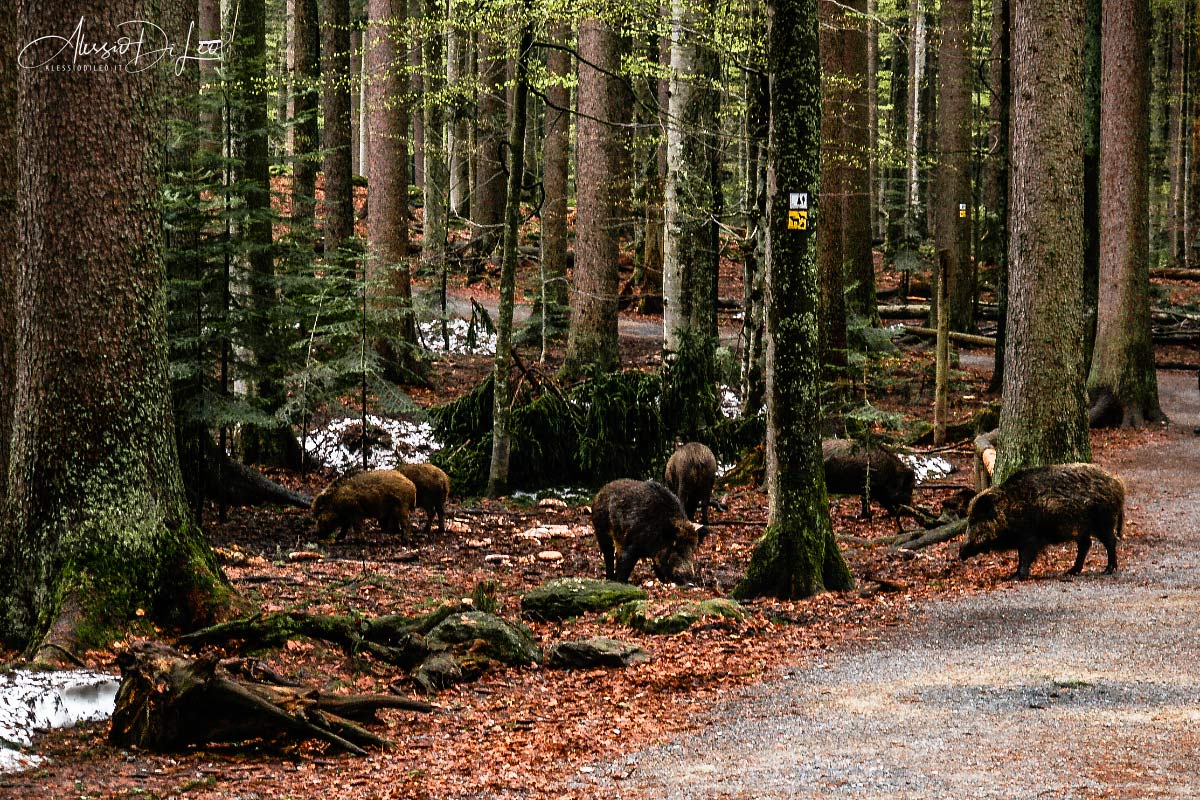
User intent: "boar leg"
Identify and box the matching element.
[1102,536,1118,574]
[1014,544,1039,580]
[420,506,434,538]
[596,531,616,580]
[858,494,874,521]
[398,509,412,544]
[436,503,446,536]
[1067,534,1092,575]
[613,548,642,584]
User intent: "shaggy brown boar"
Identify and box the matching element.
[821,438,915,530]
[959,463,1125,579]
[592,479,708,584]
[664,442,718,523]
[396,463,451,537]
[311,469,417,544]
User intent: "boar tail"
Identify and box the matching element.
[1116,503,1125,539]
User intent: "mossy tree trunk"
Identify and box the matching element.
[932,0,973,333]
[735,0,854,601]
[662,0,721,442]
[996,0,1092,481]
[562,16,628,378]
[1,0,234,657]
[322,0,355,252]
[0,8,14,509]
[1086,0,1163,428]
[488,5,533,497]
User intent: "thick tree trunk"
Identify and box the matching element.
[997,0,1092,481]
[2,0,233,655]
[735,0,854,600]
[293,0,320,227]
[842,0,877,324]
[446,4,472,217]
[1087,0,1162,428]
[409,0,425,188]
[562,18,628,377]
[351,27,362,177]
[541,23,572,335]
[1081,0,1101,373]
[322,0,355,251]
[636,30,668,316]
[367,0,419,357]
[986,0,1011,393]
[0,10,14,507]
[933,0,973,332]
[662,0,721,440]
[740,18,769,417]
[884,4,909,254]
[488,13,534,497]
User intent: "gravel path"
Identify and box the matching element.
[589,370,1200,799]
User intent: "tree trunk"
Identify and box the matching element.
[562,18,628,377]
[842,0,877,324]
[2,0,233,655]
[473,35,508,252]
[933,0,973,332]
[199,0,223,151]
[1087,0,1162,428]
[422,0,449,277]
[541,22,572,336]
[1081,0,1101,373]
[488,11,534,497]
[322,0,355,252]
[740,8,769,417]
[0,8,13,507]
[446,4,472,217]
[636,30,668,316]
[817,0,848,370]
[986,0,1010,393]
[884,3,909,254]
[997,0,1092,481]
[351,27,362,177]
[904,0,928,243]
[409,0,425,188]
[293,0,320,228]
[662,0,721,441]
[367,0,419,354]
[735,0,854,600]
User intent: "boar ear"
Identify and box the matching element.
[969,491,997,519]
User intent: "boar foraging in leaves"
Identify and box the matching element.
[311,469,417,544]
[959,463,1125,579]
[664,442,718,523]
[821,439,916,531]
[592,479,708,584]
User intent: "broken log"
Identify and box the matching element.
[1150,267,1200,281]
[109,641,432,755]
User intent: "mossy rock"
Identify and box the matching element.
[520,578,648,621]
[425,611,541,665]
[413,652,463,693]
[546,638,652,669]
[606,598,746,635]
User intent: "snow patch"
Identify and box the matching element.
[0,670,119,773]
[304,414,443,471]
[899,453,955,484]
[417,318,497,356]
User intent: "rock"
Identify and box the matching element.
[546,638,652,670]
[537,550,563,562]
[465,538,492,549]
[424,612,541,666]
[538,498,569,510]
[606,598,746,635]
[484,553,513,564]
[413,652,463,692]
[287,550,323,562]
[520,578,648,621]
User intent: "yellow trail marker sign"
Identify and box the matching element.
[788,209,808,230]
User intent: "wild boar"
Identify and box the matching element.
[821,438,916,530]
[396,463,451,537]
[311,469,417,544]
[664,442,718,524]
[592,479,708,584]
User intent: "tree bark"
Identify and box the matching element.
[422,0,449,277]
[446,3,472,217]
[735,0,854,600]
[884,3,909,255]
[351,27,362,177]
[904,0,928,243]
[562,17,628,377]
[293,0,321,227]
[817,0,848,370]
[2,0,233,655]
[997,0,1092,481]
[541,22,572,335]
[409,0,425,188]
[842,0,877,324]
[0,9,14,507]
[636,29,667,316]
[740,7,769,417]
[933,0,973,332]
[488,9,534,497]
[986,0,1010,393]
[322,0,355,251]
[1081,0,1102,373]
[473,34,508,252]
[662,0,721,440]
[1087,0,1163,428]
[366,0,419,354]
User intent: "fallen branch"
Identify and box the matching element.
[897,518,968,550]
[1150,266,1200,281]
[109,641,432,756]
[902,326,997,348]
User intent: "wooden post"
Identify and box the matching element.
[934,249,951,444]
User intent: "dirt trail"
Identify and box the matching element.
[587,370,1200,799]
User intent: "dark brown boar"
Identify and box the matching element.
[396,463,450,537]
[311,469,417,544]
[959,462,1125,579]
[592,479,708,584]
[664,442,718,523]
[821,439,916,530]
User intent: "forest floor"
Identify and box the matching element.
[2,264,1199,799]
